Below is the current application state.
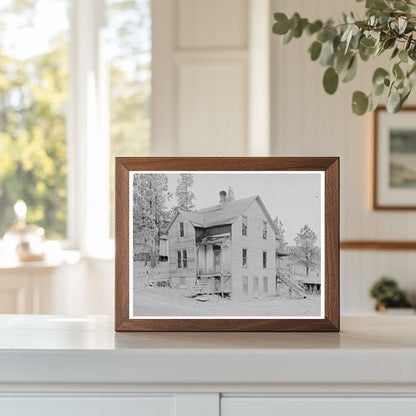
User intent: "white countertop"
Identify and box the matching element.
[0,315,415,386]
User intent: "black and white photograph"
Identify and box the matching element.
[129,171,324,319]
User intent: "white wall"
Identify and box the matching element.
[152,0,271,157]
[271,0,416,313]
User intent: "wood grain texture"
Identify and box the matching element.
[341,241,416,250]
[373,106,416,210]
[115,157,340,332]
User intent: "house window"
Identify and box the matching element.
[242,216,247,236]
[253,277,259,293]
[242,276,248,295]
[179,222,184,237]
[263,251,267,268]
[182,250,188,268]
[263,276,268,293]
[242,248,247,267]
[177,250,182,268]
[178,249,187,268]
[263,221,267,239]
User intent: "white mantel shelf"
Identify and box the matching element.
[1,315,416,390]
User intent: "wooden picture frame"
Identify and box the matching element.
[115,157,339,332]
[373,106,416,210]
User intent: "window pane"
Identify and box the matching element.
[0,0,70,239]
[106,0,151,237]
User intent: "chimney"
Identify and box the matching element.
[219,190,227,205]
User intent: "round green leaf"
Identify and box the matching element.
[372,68,389,86]
[352,91,369,115]
[342,56,357,83]
[309,41,322,61]
[323,67,339,95]
[273,13,290,35]
[307,20,323,35]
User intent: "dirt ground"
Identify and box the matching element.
[132,264,321,317]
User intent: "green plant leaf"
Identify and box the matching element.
[405,34,413,50]
[391,47,399,59]
[387,87,401,112]
[352,91,369,115]
[309,41,322,61]
[372,67,389,86]
[307,20,323,35]
[393,63,404,79]
[366,0,388,8]
[399,49,408,63]
[320,40,335,66]
[374,82,385,95]
[383,37,396,50]
[273,13,290,34]
[369,92,383,111]
[282,29,293,44]
[323,67,339,94]
[342,56,357,82]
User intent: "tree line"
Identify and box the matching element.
[133,173,237,266]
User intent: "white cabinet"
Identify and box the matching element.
[1,316,416,416]
[1,397,175,416]
[222,398,416,416]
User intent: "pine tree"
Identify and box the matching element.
[133,173,170,267]
[175,173,195,211]
[294,225,317,276]
[226,186,235,202]
[273,216,287,249]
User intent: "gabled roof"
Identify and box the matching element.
[166,195,278,233]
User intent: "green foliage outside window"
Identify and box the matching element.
[0,0,69,238]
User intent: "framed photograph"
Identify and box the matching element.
[374,106,416,209]
[115,157,339,332]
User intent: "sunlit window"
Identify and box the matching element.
[0,0,152,246]
[106,0,151,237]
[0,0,70,239]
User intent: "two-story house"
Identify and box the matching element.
[166,191,278,298]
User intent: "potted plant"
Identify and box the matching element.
[369,276,413,312]
[272,0,416,115]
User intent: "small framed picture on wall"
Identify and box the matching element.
[374,106,416,209]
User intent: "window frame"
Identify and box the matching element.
[179,222,184,238]
[242,215,248,236]
[263,276,268,293]
[177,250,182,268]
[242,248,247,268]
[182,249,187,268]
[242,275,248,295]
[263,251,267,269]
[263,221,267,239]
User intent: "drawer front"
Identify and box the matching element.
[222,397,416,416]
[0,396,175,416]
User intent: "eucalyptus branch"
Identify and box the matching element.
[272,0,416,115]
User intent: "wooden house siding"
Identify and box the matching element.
[231,201,277,298]
[168,213,197,288]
